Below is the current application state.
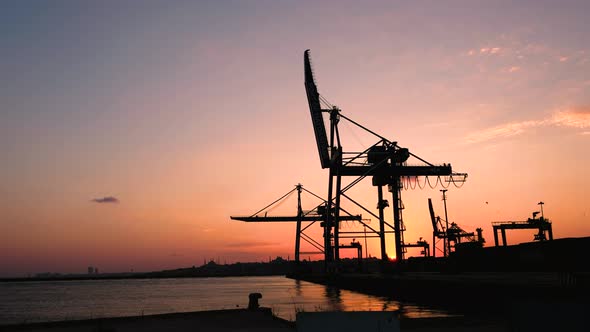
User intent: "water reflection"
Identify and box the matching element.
[279,277,451,320]
[382,299,395,311]
[294,279,302,297]
[324,286,343,311]
[0,276,454,324]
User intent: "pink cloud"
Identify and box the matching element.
[466,120,545,143]
[508,66,520,73]
[473,46,502,56]
[466,106,590,143]
[552,106,590,128]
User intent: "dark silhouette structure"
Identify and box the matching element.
[428,197,484,257]
[492,211,553,246]
[231,50,470,271]
[304,50,467,264]
[338,240,363,271]
[248,293,262,309]
[401,240,430,257]
[231,184,362,263]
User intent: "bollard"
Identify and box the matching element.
[248,292,262,310]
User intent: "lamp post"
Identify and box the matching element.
[441,189,449,256]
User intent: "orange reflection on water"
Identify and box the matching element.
[266,277,453,321]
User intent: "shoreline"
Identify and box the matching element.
[6,305,588,331]
[288,271,590,315]
[0,273,287,283]
[1,307,511,332]
[1,308,295,331]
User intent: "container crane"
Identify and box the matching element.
[305,50,467,264]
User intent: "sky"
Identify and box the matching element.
[1,0,589,277]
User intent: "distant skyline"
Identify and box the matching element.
[1,1,589,277]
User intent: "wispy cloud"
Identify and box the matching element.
[466,120,545,143]
[551,107,590,128]
[465,36,589,69]
[91,196,119,204]
[470,47,503,56]
[507,66,520,73]
[466,106,590,143]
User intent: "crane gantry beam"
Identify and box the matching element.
[231,215,362,222]
[333,165,452,177]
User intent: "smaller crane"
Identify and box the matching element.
[492,203,553,246]
[428,198,484,257]
[401,238,430,257]
[231,184,362,262]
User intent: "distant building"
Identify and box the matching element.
[88,266,94,274]
[35,272,62,278]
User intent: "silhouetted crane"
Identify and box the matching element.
[428,198,484,256]
[492,204,553,246]
[304,50,467,263]
[231,184,362,262]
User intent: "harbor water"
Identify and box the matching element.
[0,275,452,324]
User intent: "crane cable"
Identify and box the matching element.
[266,190,295,213]
[319,94,334,109]
[342,119,366,150]
[401,175,466,190]
[248,188,296,217]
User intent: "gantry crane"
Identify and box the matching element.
[401,239,430,257]
[231,184,362,262]
[304,50,467,263]
[491,202,553,246]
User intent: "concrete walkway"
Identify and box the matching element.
[3,308,295,332]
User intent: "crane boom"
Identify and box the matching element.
[428,198,438,233]
[304,50,330,169]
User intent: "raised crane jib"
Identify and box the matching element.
[428,198,439,233]
[304,50,330,169]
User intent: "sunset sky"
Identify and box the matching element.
[1,1,589,277]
